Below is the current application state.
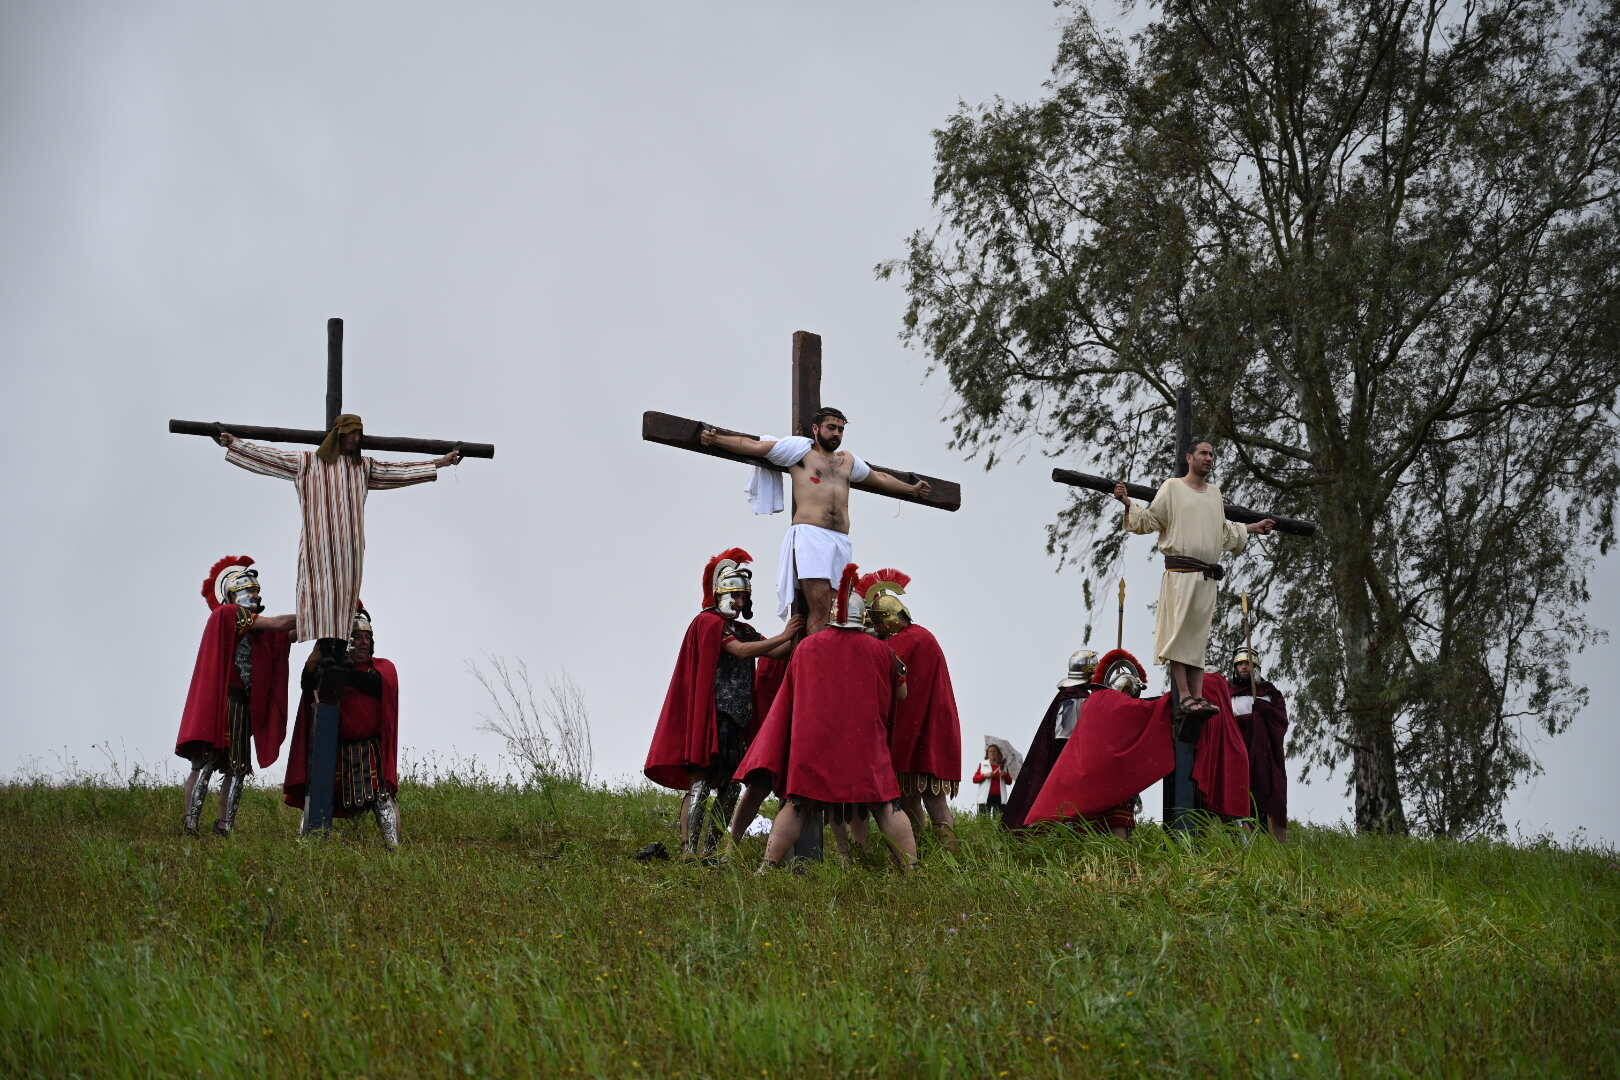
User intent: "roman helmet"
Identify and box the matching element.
[702,547,754,619]
[831,563,868,629]
[1094,648,1148,697]
[202,555,263,612]
[1232,646,1261,677]
[350,606,374,642]
[1058,649,1099,689]
[855,567,912,636]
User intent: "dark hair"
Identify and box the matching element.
[1185,437,1214,456]
[812,407,848,426]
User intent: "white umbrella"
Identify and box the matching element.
[983,735,1024,781]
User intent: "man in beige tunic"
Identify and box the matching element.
[1113,440,1274,718]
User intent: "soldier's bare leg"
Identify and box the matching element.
[728,779,772,843]
[871,804,918,871]
[762,802,806,867]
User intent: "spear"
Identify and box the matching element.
[1117,578,1126,651]
[1241,592,1254,670]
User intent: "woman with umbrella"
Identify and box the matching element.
[973,738,1020,817]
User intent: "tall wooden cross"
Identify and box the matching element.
[168,316,495,833]
[643,330,963,858]
[1050,386,1316,829]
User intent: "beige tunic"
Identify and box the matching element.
[226,442,437,642]
[1124,478,1247,668]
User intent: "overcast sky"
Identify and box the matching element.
[3,1,1613,844]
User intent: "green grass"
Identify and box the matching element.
[1,778,1615,1078]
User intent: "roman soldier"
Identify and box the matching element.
[1000,650,1095,830]
[1026,661,1251,832]
[859,568,964,853]
[644,548,799,856]
[175,556,295,836]
[283,607,402,846]
[1230,647,1290,841]
[1004,649,1151,836]
[734,564,918,871]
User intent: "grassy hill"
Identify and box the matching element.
[1,779,1615,1078]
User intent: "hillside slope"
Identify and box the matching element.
[1,781,1614,1077]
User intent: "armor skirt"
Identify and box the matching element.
[337,737,384,812]
[899,772,959,798]
[222,691,253,777]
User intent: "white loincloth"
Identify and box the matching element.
[775,523,854,619]
[746,435,871,515]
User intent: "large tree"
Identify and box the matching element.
[886,0,1620,832]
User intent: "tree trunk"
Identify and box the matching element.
[1322,475,1410,834]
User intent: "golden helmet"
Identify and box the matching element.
[855,567,913,636]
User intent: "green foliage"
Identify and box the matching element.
[883,0,1620,834]
[2,782,1616,1077]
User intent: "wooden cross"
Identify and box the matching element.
[1050,385,1314,829]
[643,331,960,512]
[642,330,963,859]
[169,317,496,459]
[167,316,495,834]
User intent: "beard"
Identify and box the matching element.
[815,433,841,452]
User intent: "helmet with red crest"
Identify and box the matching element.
[201,555,263,612]
[701,547,754,619]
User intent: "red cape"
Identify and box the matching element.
[1191,674,1252,820]
[1025,688,1175,824]
[644,611,728,790]
[1234,677,1288,825]
[886,624,962,782]
[733,629,901,804]
[752,655,789,744]
[175,604,292,769]
[282,657,400,813]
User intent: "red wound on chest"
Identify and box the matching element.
[810,476,822,484]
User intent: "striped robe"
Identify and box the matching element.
[226,441,437,642]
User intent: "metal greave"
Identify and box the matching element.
[214,773,245,836]
[374,792,400,850]
[183,763,215,836]
[682,779,711,856]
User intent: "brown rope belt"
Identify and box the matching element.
[1164,554,1224,581]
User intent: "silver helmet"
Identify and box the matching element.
[1058,649,1099,689]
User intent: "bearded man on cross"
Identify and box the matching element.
[702,407,930,634]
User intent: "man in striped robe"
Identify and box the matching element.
[214,415,460,675]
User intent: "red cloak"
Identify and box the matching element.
[752,655,790,744]
[1191,674,1252,820]
[644,611,728,790]
[282,657,400,813]
[885,623,962,783]
[175,604,292,768]
[1233,676,1289,826]
[733,628,901,805]
[1024,688,1175,825]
